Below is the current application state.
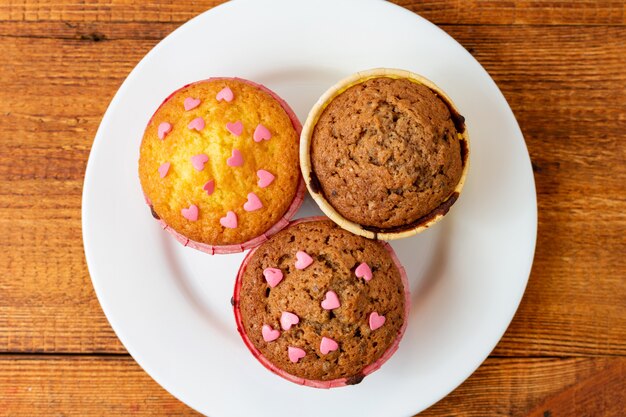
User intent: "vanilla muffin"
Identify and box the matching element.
[301,69,469,240]
[233,217,410,388]
[139,78,305,254]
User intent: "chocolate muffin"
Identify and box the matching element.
[233,217,409,388]
[301,69,469,240]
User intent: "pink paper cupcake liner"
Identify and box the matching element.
[143,77,305,254]
[232,216,411,388]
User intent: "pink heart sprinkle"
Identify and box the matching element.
[219,211,238,229]
[190,154,209,171]
[181,204,198,221]
[355,262,373,282]
[288,346,306,363]
[183,97,201,111]
[253,124,272,142]
[280,311,300,330]
[188,117,205,131]
[226,120,243,136]
[243,192,263,212]
[157,122,171,140]
[216,86,234,102]
[203,180,215,195]
[321,291,340,310]
[262,324,280,342]
[295,251,313,270]
[257,169,275,188]
[227,149,243,167]
[158,162,170,178]
[320,337,339,355]
[263,268,283,288]
[369,312,386,331]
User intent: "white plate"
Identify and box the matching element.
[82,1,537,416]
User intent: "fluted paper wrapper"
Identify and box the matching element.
[300,68,470,241]
[232,216,411,388]
[143,77,305,254]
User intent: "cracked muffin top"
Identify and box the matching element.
[138,78,301,248]
[235,219,407,383]
[309,76,464,230]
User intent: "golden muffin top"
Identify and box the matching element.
[139,78,301,246]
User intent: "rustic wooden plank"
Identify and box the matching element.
[0,25,145,354]
[421,357,624,416]
[0,0,225,23]
[0,355,200,416]
[0,355,621,416]
[0,0,624,27]
[397,0,626,25]
[0,32,142,354]
[525,359,625,417]
[0,23,624,359]
[1,24,625,355]
[0,20,176,40]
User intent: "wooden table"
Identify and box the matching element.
[1,1,625,415]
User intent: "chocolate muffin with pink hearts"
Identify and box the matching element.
[233,217,410,388]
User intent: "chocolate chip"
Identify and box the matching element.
[149,206,160,220]
[346,374,365,385]
[308,171,321,194]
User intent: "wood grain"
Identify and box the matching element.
[1,1,625,416]
[1,23,624,356]
[398,0,626,25]
[1,356,622,416]
[0,355,199,416]
[421,357,625,417]
[0,0,624,26]
[525,359,625,417]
